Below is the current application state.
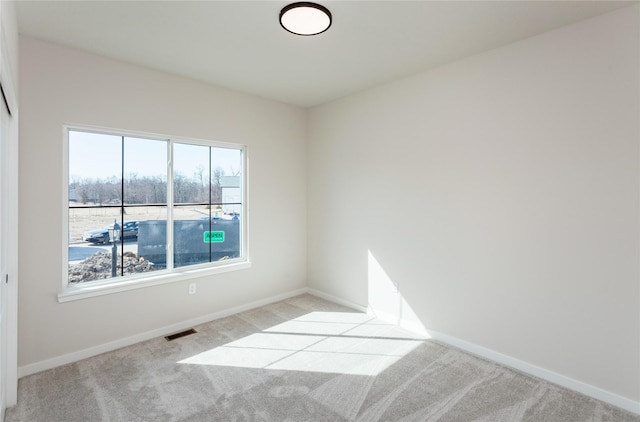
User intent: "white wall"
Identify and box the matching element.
[18,37,307,369]
[308,5,639,407]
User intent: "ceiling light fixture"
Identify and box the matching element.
[280,2,332,36]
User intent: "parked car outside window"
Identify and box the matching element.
[82,221,139,244]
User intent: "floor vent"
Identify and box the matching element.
[165,328,197,341]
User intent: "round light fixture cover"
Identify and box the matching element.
[280,2,332,36]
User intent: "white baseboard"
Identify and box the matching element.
[305,287,368,313]
[18,288,308,378]
[307,288,640,416]
[425,330,640,415]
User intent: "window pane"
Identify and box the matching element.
[173,143,210,205]
[68,131,122,283]
[213,146,242,216]
[123,137,167,205]
[69,206,122,283]
[122,138,168,272]
[68,132,167,283]
[130,205,168,271]
[69,131,122,205]
[173,144,209,267]
[172,144,242,268]
[215,147,242,263]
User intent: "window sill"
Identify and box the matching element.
[58,260,252,303]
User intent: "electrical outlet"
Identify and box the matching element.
[188,283,197,295]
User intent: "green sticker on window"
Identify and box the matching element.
[204,231,225,243]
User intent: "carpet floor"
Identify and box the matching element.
[6,294,639,421]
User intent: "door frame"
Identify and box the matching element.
[0,21,19,413]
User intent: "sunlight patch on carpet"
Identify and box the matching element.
[179,311,424,376]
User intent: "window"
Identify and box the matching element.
[66,127,246,290]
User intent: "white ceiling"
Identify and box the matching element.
[16,1,636,108]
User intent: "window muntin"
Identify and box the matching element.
[67,128,245,286]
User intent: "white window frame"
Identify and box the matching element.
[59,124,250,303]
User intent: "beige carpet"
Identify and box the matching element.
[6,294,639,421]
